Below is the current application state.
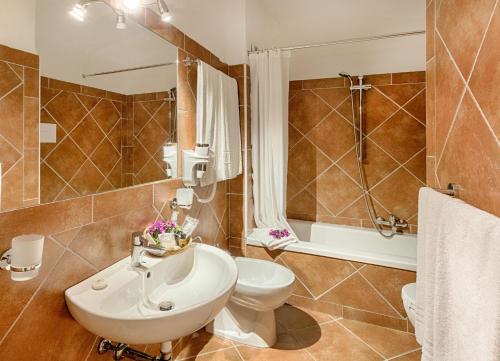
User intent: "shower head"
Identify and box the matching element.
[339,72,354,87]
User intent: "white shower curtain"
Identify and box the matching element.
[250,50,296,243]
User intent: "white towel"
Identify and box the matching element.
[196,61,242,186]
[416,187,500,361]
[261,229,297,250]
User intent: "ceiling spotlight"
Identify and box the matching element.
[69,3,87,21]
[123,0,140,11]
[116,14,127,29]
[158,0,172,22]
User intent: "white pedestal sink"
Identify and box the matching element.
[65,243,237,346]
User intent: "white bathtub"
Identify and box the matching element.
[246,219,417,271]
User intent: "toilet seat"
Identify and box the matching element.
[402,283,416,307]
[402,283,416,327]
[231,257,295,311]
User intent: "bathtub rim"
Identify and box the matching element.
[246,224,417,272]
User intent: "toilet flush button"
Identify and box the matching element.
[92,278,108,291]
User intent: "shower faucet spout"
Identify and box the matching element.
[376,215,408,233]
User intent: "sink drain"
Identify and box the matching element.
[159,300,174,311]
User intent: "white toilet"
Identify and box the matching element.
[402,282,417,327]
[206,257,295,348]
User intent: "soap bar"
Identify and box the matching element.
[92,278,108,290]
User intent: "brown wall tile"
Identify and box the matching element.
[246,245,414,332]
[0,44,39,68]
[0,196,92,247]
[287,71,426,229]
[427,0,499,216]
[92,184,153,221]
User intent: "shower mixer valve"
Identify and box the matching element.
[376,215,408,233]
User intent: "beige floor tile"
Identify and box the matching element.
[237,345,313,361]
[338,319,419,359]
[275,304,331,331]
[389,349,422,361]
[293,322,383,360]
[175,330,234,360]
[181,348,242,360]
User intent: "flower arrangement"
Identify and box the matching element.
[269,228,290,240]
[145,220,183,246]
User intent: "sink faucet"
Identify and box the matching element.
[130,232,167,268]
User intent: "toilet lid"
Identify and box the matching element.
[402,283,416,304]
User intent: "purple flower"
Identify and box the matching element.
[165,220,177,231]
[148,221,166,235]
[269,228,290,240]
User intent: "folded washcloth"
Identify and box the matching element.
[262,231,297,251]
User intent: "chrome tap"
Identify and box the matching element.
[130,232,167,268]
[375,215,408,233]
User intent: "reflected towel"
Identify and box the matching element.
[196,61,241,186]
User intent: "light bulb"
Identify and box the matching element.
[116,14,127,29]
[69,4,86,21]
[158,0,172,22]
[123,0,140,10]
[161,11,172,22]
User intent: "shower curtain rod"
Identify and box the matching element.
[247,30,425,54]
[82,62,176,78]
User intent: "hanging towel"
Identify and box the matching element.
[196,61,242,186]
[416,187,500,361]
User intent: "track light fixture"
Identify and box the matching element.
[70,0,172,27]
[157,0,172,22]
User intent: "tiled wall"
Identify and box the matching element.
[40,77,125,203]
[247,245,416,333]
[426,0,499,216]
[0,179,230,360]
[0,44,39,211]
[287,72,426,232]
[124,91,176,186]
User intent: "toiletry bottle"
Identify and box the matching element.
[182,216,200,237]
[171,210,179,224]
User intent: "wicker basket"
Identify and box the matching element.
[142,229,192,257]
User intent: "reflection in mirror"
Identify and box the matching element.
[37,0,178,204]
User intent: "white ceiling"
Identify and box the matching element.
[245,0,426,80]
[164,0,247,65]
[10,0,426,88]
[36,0,178,95]
[159,0,426,79]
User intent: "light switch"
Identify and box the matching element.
[40,123,57,143]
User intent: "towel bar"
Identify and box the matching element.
[432,183,459,197]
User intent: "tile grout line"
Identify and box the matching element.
[177,345,237,360]
[357,271,405,319]
[279,256,317,299]
[337,320,386,361]
[312,268,362,301]
[385,347,422,360]
[335,319,387,359]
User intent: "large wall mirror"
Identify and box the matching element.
[37,0,178,204]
